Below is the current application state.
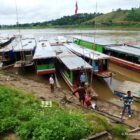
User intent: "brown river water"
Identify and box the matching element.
[1,29,140,110]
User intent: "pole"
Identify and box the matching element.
[94,1,97,44]
[15,0,25,67]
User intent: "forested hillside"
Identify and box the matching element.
[1,8,140,29]
[85,8,140,27]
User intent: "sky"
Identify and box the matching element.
[0,0,139,25]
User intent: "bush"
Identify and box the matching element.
[16,109,92,140]
[0,85,128,140]
[110,124,127,139]
[0,86,92,140]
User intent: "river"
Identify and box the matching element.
[1,29,140,110]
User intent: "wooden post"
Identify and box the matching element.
[90,69,93,86]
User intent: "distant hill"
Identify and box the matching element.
[1,8,140,29]
[85,8,140,27]
[0,13,102,29]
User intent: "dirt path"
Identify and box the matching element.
[0,72,140,129]
[0,72,64,100]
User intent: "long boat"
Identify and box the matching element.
[0,37,17,67]
[13,37,36,67]
[72,35,119,52]
[33,40,56,75]
[104,45,140,72]
[51,44,92,91]
[0,36,15,48]
[73,35,140,72]
[64,43,111,78]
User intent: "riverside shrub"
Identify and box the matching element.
[0,86,92,140]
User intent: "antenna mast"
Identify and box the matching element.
[15,0,25,66]
[15,0,20,36]
[94,1,97,43]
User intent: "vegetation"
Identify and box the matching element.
[86,7,140,28]
[1,8,140,29]
[0,13,102,29]
[126,8,140,21]
[0,85,128,140]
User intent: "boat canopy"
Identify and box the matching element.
[0,39,18,52]
[64,43,110,60]
[128,44,140,49]
[57,36,68,43]
[33,41,56,59]
[105,45,140,57]
[0,38,9,44]
[72,35,120,46]
[13,38,36,52]
[52,45,92,70]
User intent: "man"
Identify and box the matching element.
[120,91,133,118]
[49,75,54,93]
[72,84,86,106]
[80,72,86,86]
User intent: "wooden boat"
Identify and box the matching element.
[72,35,119,52]
[52,45,93,91]
[0,36,15,48]
[114,81,140,102]
[104,45,140,72]
[73,36,140,72]
[13,37,36,68]
[64,43,111,78]
[0,37,17,67]
[49,36,68,46]
[33,40,56,75]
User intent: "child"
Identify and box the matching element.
[85,93,91,107]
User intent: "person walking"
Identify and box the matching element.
[49,75,54,93]
[120,91,133,119]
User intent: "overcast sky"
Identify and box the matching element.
[0,0,139,25]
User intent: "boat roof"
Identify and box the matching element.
[33,41,56,59]
[13,38,36,52]
[57,36,68,43]
[0,38,18,52]
[116,81,140,97]
[127,44,140,49]
[105,45,140,57]
[52,45,92,70]
[72,35,119,46]
[0,37,36,53]
[0,38,9,44]
[48,36,68,46]
[64,43,110,60]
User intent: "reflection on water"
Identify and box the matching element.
[1,29,140,110]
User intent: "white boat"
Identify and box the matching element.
[51,44,92,91]
[33,40,56,75]
[13,37,36,67]
[64,43,111,78]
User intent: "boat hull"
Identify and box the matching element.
[37,69,56,75]
[110,57,140,73]
[59,70,74,91]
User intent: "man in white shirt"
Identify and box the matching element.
[80,72,86,86]
[49,75,54,93]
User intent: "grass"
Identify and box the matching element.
[0,85,129,140]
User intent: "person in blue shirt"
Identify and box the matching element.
[80,72,86,86]
[120,91,133,118]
